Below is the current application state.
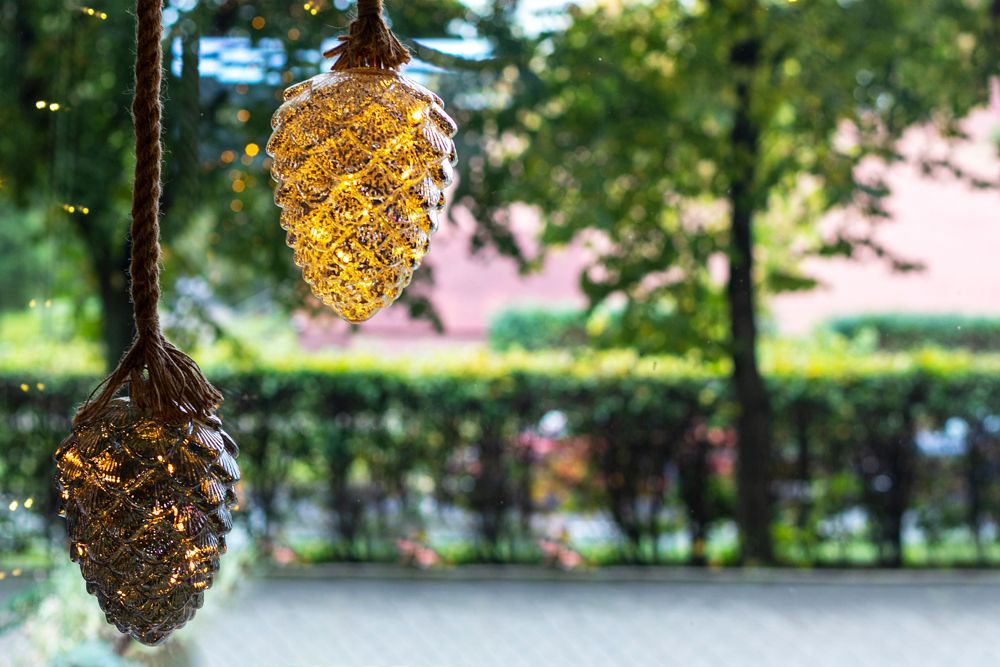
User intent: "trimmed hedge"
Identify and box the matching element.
[828,314,1000,351]
[2,349,998,567]
[488,308,591,351]
[491,309,1000,355]
[487,306,695,355]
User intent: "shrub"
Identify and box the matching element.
[488,305,715,356]
[488,307,589,351]
[827,313,1000,351]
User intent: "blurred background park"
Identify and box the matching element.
[1,0,999,664]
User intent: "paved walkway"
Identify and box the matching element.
[189,573,1000,667]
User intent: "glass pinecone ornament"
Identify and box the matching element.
[267,68,458,322]
[54,398,240,646]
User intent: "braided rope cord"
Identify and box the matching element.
[75,0,221,424]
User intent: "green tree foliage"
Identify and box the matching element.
[457,0,998,561]
[0,0,467,366]
[0,205,53,313]
[1,1,143,365]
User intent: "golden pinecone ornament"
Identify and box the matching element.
[267,1,457,322]
[55,0,240,646]
[55,399,240,645]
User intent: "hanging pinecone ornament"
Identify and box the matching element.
[54,0,240,646]
[55,400,239,645]
[267,0,458,322]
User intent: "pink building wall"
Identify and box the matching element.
[773,106,1000,333]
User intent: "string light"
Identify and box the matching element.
[3,497,35,511]
[82,7,109,20]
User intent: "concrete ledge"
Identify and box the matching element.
[265,562,1000,586]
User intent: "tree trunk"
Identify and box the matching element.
[966,423,986,565]
[472,427,506,562]
[885,435,916,568]
[794,406,814,558]
[727,27,774,565]
[90,234,135,370]
[680,434,710,566]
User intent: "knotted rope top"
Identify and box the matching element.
[324,0,411,71]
